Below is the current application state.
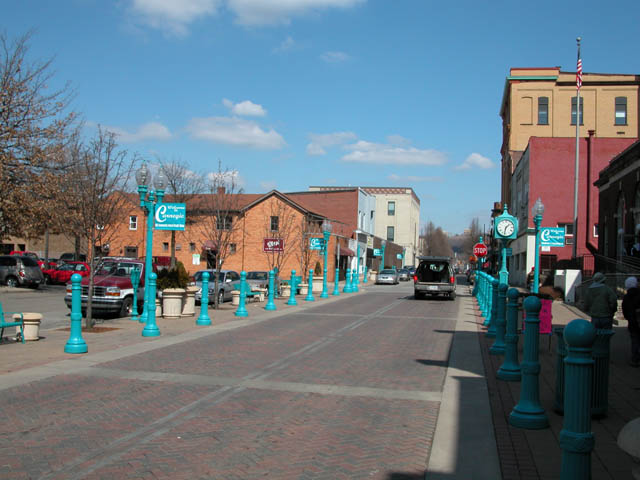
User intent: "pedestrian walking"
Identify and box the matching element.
[622,276,640,367]
[584,272,617,329]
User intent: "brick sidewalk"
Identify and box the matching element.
[476,299,640,479]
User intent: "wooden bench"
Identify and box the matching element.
[0,303,25,344]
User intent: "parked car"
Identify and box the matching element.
[58,252,87,264]
[246,271,282,294]
[414,256,456,300]
[0,255,44,288]
[407,266,416,277]
[397,268,410,281]
[192,270,242,305]
[376,268,399,285]
[64,258,145,317]
[51,261,90,285]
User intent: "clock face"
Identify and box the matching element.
[497,219,515,237]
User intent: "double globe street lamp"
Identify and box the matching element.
[135,162,167,329]
[532,197,545,294]
[320,219,332,298]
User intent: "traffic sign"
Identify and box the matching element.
[473,243,488,257]
[373,248,382,257]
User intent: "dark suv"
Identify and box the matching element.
[0,255,44,288]
[414,256,456,300]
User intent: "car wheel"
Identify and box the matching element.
[415,291,423,299]
[119,296,133,318]
[218,290,225,305]
[43,275,51,285]
[5,276,18,288]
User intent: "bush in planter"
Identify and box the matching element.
[156,262,190,290]
[314,261,322,275]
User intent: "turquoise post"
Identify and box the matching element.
[482,274,492,326]
[355,242,361,288]
[560,319,596,480]
[64,273,87,354]
[235,271,248,317]
[343,268,352,293]
[265,270,277,310]
[351,267,359,292]
[509,295,549,429]
[497,288,522,381]
[287,270,298,306]
[130,267,140,322]
[486,277,498,338]
[332,267,340,296]
[490,282,508,354]
[196,272,211,325]
[305,269,315,301]
[142,273,160,337]
[363,265,368,284]
[139,191,155,325]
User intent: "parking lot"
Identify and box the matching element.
[1,284,78,331]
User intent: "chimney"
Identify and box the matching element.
[217,186,225,195]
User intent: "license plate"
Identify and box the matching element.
[427,286,438,291]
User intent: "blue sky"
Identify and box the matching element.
[4,0,640,234]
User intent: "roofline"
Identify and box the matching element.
[240,190,326,219]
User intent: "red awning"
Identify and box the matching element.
[339,246,355,256]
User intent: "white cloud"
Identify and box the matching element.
[306,131,357,155]
[388,174,443,183]
[226,0,366,26]
[341,141,448,166]
[386,134,411,147]
[207,169,245,188]
[273,36,296,53]
[128,0,221,36]
[320,51,350,63]
[222,98,267,117]
[106,122,172,143]
[186,116,285,150]
[455,153,496,171]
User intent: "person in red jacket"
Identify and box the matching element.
[622,276,640,367]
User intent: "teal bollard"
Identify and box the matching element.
[351,268,359,292]
[497,288,522,381]
[509,295,549,429]
[142,273,160,337]
[64,273,88,354]
[265,270,277,311]
[332,268,340,296]
[560,319,596,480]
[553,326,567,413]
[305,269,315,301]
[287,270,298,306]
[130,267,140,322]
[363,266,368,284]
[196,272,212,325]
[483,274,493,326]
[490,282,507,354]
[343,268,352,293]
[235,271,249,317]
[486,277,498,338]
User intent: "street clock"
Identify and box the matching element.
[494,205,518,241]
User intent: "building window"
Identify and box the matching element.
[388,201,395,216]
[387,226,394,242]
[538,97,549,125]
[129,215,138,230]
[270,216,279,232]
[615,97,627,125]
[370,210,374,219]
[216,215,232,230]
[559,223,574,245]
[571,97,584,125]
[230,243,236,254]
[593,224,599,238]
[124,246,138,257]
[162,242,169,252]
[190,242,196,252]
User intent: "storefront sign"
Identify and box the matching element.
[264,238,285,253]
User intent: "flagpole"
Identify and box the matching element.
[572,36,581,260]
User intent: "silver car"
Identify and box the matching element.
[193,270,241,305]
[0,255,44,288]
[376,268,399,285]
[246,271,281,294]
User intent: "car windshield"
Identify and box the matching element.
[58,263,75,271]
[380,269,395,274]
[193,271,219,282]
[247,272,267,280]
[21,257,39,267]
[399,269,408,273]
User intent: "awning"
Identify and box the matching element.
[203,240,217,250]
[339,246,355,256]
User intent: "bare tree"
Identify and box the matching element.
[463,217,482,257]
[157,156,206,268]
[0,31,78,239]
[62,128,136,328]
[420,221,453,257]
[296,215,322,279]
[196,161,243,309]
[261,194,300,276]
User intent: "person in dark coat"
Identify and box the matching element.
[622,276,640,367]
[584,272,617,329]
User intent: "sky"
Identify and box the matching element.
[4,0,640,235]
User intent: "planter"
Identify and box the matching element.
[182,286,199,316]
[162,288,185,318]
[369,270,377,281]
[281,285,291,297]
[155,298,162,317]
[312,276,323,293]
[258,288,267,302]
[299,283,309,295]
[14,312,42,341]
[231,290,240,306]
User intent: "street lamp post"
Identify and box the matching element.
[381,240,387,271]
[321,219,332,298]
[355,241,360,288]
[532,198,545,294]
[135,162,167,325]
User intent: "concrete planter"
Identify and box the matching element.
[162,288,185,318]
[369,270,377,282]
[155,298,162,317]
[258,288,267,302]
[299,283,309,295]
[14,312,42,341]
[281,285,291,297]
[182,286,199,316]
[312,277,323,293]
[231,290,240,306]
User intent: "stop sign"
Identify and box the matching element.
[473,243,488,257]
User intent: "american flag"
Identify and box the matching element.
[576,52,582,89]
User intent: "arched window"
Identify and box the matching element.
[617,193,626,257]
